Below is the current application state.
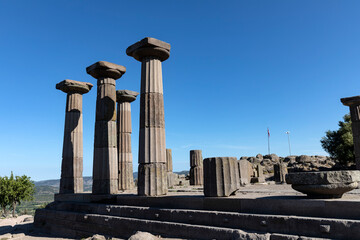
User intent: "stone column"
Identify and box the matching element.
[166,149,173,172]
[190,150,203,186]
[86,61,126,194]
[126,37,171,196]
[274,163,288,183]
[56,80,93,194]
[341,96,360,169]
[116,90,139,191]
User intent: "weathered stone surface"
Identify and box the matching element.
[166,148,173,172]
[251,164,265,183]
[190,150,203,167]
[116,89,139,103]
[138,163,167,196]
[128,38,170,196]
[86,61,126,80]
[56,79,93,94]
[126,37,171,62]
[57,80,92,194]
[296,155,312,163]
[138,127,166,164]
[204,157,239,197]
[238,159,251,186]
[274,163,288,183]
[128,231,157,240]
[116,90,137,191]
[88,61,125,194]
[292,182,358,198]
[286,170,360,185]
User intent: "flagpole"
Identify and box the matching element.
[267,128,270,155]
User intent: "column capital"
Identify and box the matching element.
[126,37,171,62]
[56,79,93,94]
[86,61,126,80]
[116,90,139,103]
[341,96,360,106]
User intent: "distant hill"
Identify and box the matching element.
[34,171,189,189]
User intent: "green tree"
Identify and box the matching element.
[0,176,11,215]
[321,114,354,165]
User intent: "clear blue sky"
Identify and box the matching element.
[1,1,359,181]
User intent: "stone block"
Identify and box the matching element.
[92,179,118,195]
[138,163,167,196]
[190,166,203,186]
[138,127,166,164]
[190,150,203,167]
[140,93,165,128]
[117,133,132,153]
[86,61,126,80]
[93,147,118,181]
[167,172,176,188]
[238,160,251,186]
[127,37,171,62]
[118,162,134,191]
[117,105,132,133]
[274,163,288,183]
[60,177,83,194]
[203,157,240,197]
[166,148,173,172]
[95,82,117,122]
[94,121,117,148]
[116,89,139,103]
[56,79,93,94]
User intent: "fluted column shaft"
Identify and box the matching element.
[87,61,126,194]
[117,89,138,191]
[56,80,92,194]
[190,150,203,186]
[126,37,171,196]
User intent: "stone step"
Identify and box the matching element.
[44,201,360,239]
[35,208,272,240]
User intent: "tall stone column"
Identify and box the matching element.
[86,61,126,194]
[126,37,171,196]
[56,80,93,194]
[116,90,139,191]
[341,96,360,169]
[190,150,203,186]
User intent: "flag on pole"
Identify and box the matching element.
[267,128,270,137]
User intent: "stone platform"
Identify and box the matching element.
[34,184,360,239]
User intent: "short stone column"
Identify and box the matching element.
[166,149,175,188]
[274,163,288,183]
[190,150,203,186]
[56,80,93,194]
[127,37,170,196]
[116,90,139,191]
[238,159,251,186]
[86,61,126,194]
[203,157,240,197]
[341,96,360,169]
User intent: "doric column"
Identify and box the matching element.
[56,80,93,194]
[116,90,139,191]
[190,150,204,186]
[86,61,126,194]
[127,37,171,196]
[341,96,360,169]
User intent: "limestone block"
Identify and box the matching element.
[167,172,176,188]
[140,93,165,128]
[117,104,132,133]
[118,152,133,164]
[286,170,360,198]
[190,150,203,167]
[138,163,167,196]
[190,166,203,186]
[117,133,132,154]
[118,162,134,191]
[86,61,126,80]
[274,163,288,183]
[56,79,93,94]
[140,58,164,94]
[127,37,171,62]
[138,127,166,163]
[94,121,117,148]
[95,79,117,121]
[203,157,240,197]
[166,148,173,172]
[238,160,251,186]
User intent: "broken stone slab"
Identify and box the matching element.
[286,170,360,198]
[203,157,240,197]
[274,163,288,184]
[238,159,251,186]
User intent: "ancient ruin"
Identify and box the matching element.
[341,95,360,169]
[203,157,240,197]
[274,163,288,183]
[189,150,203,185]
[127,37,170,196]
[56,80,93,193]
[87,61,126,194]
[238,159,252,185]
[116,90,138,191]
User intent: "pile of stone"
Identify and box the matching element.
[241,154,339,176]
